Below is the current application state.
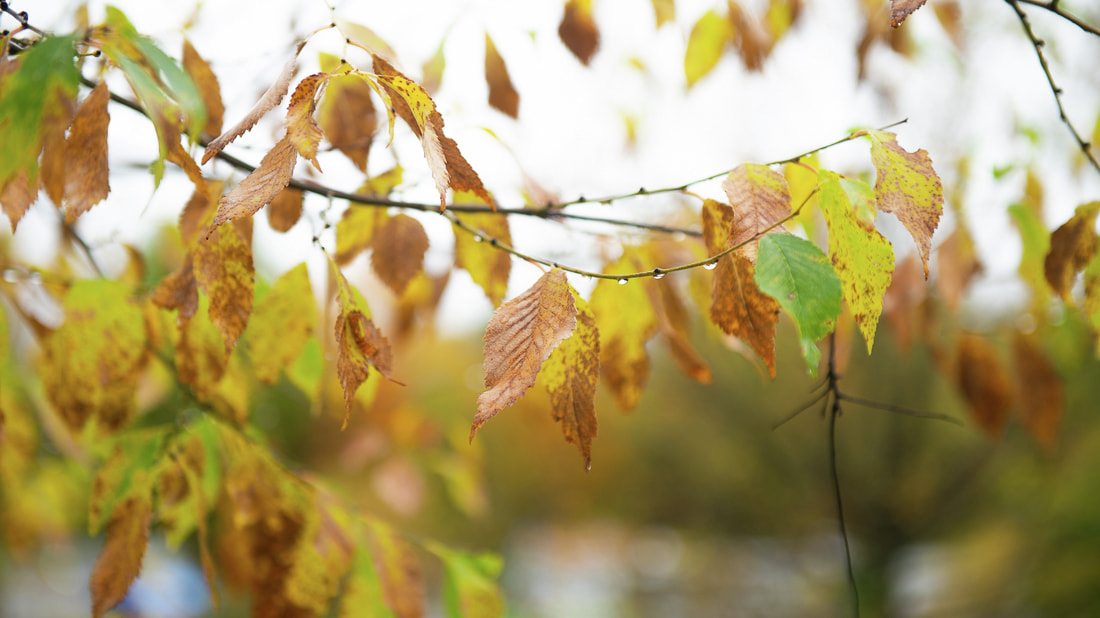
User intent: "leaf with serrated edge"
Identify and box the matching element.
[202,41,306,164]
[755,234,842,374]
[485,34,519,118]
[472,269,577,439]
[371,214,429,296]
[722,163,792,261]
[684,10,731,88]
[867,130,943,278]
[63,81,110,223]
[247,264,316,384]
[285,73,328,171]
[332,258,396,428]
[194,225,254,354]
[212,137,298,229]
[559,0,600,65]
[539,287,599,469]
[590,250,659,409]
[182,39,224,139]
[90,497,152,618]
[1044,201,1099,303]
[891,0,929,27]
[819,171,894,353]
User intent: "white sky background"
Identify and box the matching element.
[12,0,1100,334]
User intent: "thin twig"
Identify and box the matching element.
[1006,0,1100,176]
[771,389,829,431]
[1016,0,1100,37]
[825,333,860,618]
[838,393,964,426]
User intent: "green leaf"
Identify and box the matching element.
[755,234,842,374]
[1008,203,1052,311]
[427,543,505,618]
[819,171,895,353]
[89,428,167,534]
[0,34,80,188]
[337,546,397,618]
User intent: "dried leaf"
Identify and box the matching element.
[39,97,73,208]
[193,224,255,353]
[90,497,152,618]
[722,163,792,261]
[589,251,659,410]
[285,73,328,170]
[371,213,430,296]
[202,40,305,164]
[935,225,982,309]
[868,130,944,278]
[559,0,600,65]
[652,0,675,27]
[684,10,731,88]
[453,206,512,307]
[485,34,519,119]
[332,260,395,427]
[318,53,377,172]
[882,254,926,352]
[957,333,1013,439]
[267,187,303,232]
[247,264,316,384]
[1044,201,1100,302]
[1,170,35,232]
[649,279,712,384]
[63,81,111,223]
[472,269,577,438]
[182,39,225,139]
[891,0,929,27]
[1012,333,1063,452]
[539,288,599,469]
[212,137,298,229]
[152,252,199,320]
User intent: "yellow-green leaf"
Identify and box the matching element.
[246,263,317,383]
[684,10,731,88]
[428,543,505,618]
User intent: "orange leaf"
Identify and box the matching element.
[559,0,600,65]
[39,96,74,208]
[182,39,225,139]
[1044,201,1099,302]
[650,278,712,384]
[63,81,111,223]
[728,1,771,72]
[1012,333,1063,452]
[151,252,199,320]
[935,226,982,309]
[882,253,926,353]
[193,224,255,353]
[485,34,519,119]
[956,333,1013,439]
[371,213,429,296]
[890,0,929,27]
[179,180,223,247]
[472,269,577,439]
[285,73,328,171]
[90,497,152,618]
[539,288,600,469]
[332,260,395,428]
[211,137,298,229]
[721,163,791,261]
[202,40,305,164]
[267,187,303,232]
[0,170,34,232]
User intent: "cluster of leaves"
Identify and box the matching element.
[0,0,1095,615]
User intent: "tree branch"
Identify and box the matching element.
[1015,0,1100,37]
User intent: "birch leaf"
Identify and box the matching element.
[63,81,111,223]
[371,214,430,296]
[1044,201,1099,302]
[212,137,298,229]
[722,163,792,260]
[539,288,599,469]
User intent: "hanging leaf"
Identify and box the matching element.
[485,34,519,119]
[590,251,659,410]
[957,333,1013,439]
[652,0,675,27]
[935,225,982,310]
[1,170,34,231]
[1012,333,1063,452]
[366,519,426,618]
[1044,201,1099,303]
[818,171,895,353]
[63,81,111,223]
[728,1,771,71]
[867,130,943,278]
[267,187,303,232]
[193,224,255,354]
[152,253,199,319]
[90,497,153,618]
[1009,203,1053,312]
[472,269,577,439]
[285,73,328,171]
[246,264,316,384]
[722,163,792,260]
[755,234,842,374]
[284,496,356,614]
[182,39,225,139]
[538,288,600,469]
[371,214,430,296]
[649,278,712,384]
[684,10,731,88]
[890,0,929,27]
[318,53,377,173]
[453,201,512,307]
[336,207,390,265]
[559,0,601,65]
[211,137,298,229]
[332,259,396,428]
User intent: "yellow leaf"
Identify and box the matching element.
[336,207,390,265]
[453,206,512,307]
[472,269,577,438]
[539,288,599,469]
[589,251,659,410]
[684,10,731,88]
[332,259,396,428]
[285,495,356,614]
[246,263,316,384]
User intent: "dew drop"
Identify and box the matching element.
[652,268,665,280]
[703,261,718,270]
[473,235,484,243]
[617,278,628,285]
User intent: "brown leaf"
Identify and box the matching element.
[540,288,600,469]
[212,137,298,229]
[711,253,780,377]
[194,225,255,353]
[728,1,771,71]
[90,497,152,618]
[183,39,225,140]
[891,0,929,27]
[935,226,982,309]
[1044,201,1099,302]
[0,169,35,232]
[39,98,74,207]
[956,333,1013,439]
[472,269,577,439]
[485,34,519,119]
[317,56,376,172]
[649,279,712,384]
[267,187,303,232]
[62,81,111,223]
[152,253,199,320]
[202,40,305,164]
[332,261,395,427]
[882,253,926,352]
[869,130,943,278]
[1012,332,1063,452]
[179,181,222,247]
[721,163,791,261]
[559,0,600,65]
[371,214,430,296]
[285,73,327,171]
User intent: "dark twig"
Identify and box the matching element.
[825,334,860,618]
[1016,0,1100,37]
[1006,0,1100,176]
[771,389,829,431]
[838,393,963,426]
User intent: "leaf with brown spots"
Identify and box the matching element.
[285,73,328,171]
[559,0,600,65]
[63,81,110,223]
[956,333,1013,439]
[182,39,224,140]
[472,269,577,439]
[90,497,152,618]
[152,253,198,320]
[721,163,792,260]
[372,213,430,296]
[1012,332,1063,452]
[332,259,396,428]
[193,224,255,354]
[890,0,929,27]
[202,41,305,164]
[867,130,943,278]
[211,137,298,229]
[1044,201,1099,303]
[485,34,519,119]
[538,287,599,469]
[318,53,376,172]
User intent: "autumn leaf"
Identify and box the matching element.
[1044,201,1099,302]
[90,497,152,618]
[63,81,111,223]
[332,259,396,428]
[285,496,356,614]
[336,206,390,265]
[337,547,396,618]
[722,163,792,260]
[285,73,328,171]
[318,53,377,172]
[755,233,842,373]
[1,170,35,232]
[652,0,675,27]
[891,0,929,27]
[650,277,712,384]
[193,224,255,353]
[1084,251,1100,353]
[818,171,895,353]
[684,10,731,88]
[267,187,303,232]
[366,519,426,618]
[472,269,577,439]
[246,264,316,384]
[152,253,199,319]
[428,543,505,618]
[182,39,225,139]
[935,225,982,310]
[485,34,519,118]
[89,428,166,535]
[957,333,1013,439]
[728,1,771,71]
[1012,332,1063,452]
[211,137,298,229]
[38,89,75,210]
[372,213,430,296]
[883,254,927,353]
[539,288,600,469]
[202,40,306,164]
[559,0,600,65]
[156,417,221,550]
[590,251,660,410]
[453,203,512,307]
[867,129,943,278]
[1009,202,1053,311]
